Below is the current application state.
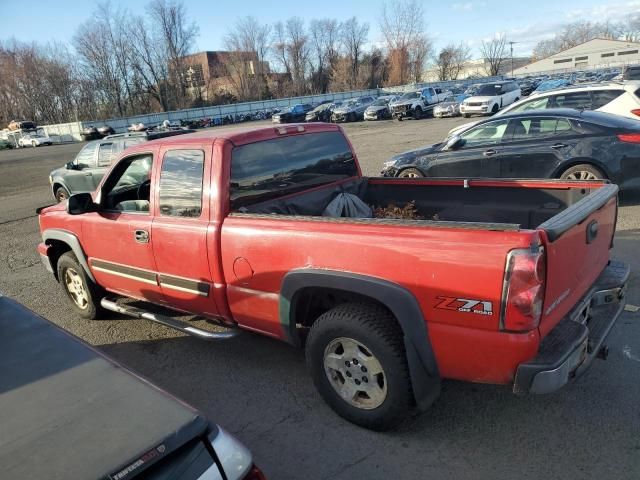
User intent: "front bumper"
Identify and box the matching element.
[332,113,349,122]
[513,260,629,395]
[37,242,54,274]
[460,105,489,115]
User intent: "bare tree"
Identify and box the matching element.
[223,16,271,101]
[309,19,340,93]
[147,0,199,109]
[271,18,309,96]
[481,34,507,76]
[379,0,431,86]
[341,17,369,89]
[434,42,471,80]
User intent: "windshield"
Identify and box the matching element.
[475,84,504,96]
[400,92,420,100]
[372,99,388,106]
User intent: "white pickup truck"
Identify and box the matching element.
[390,87,452,120]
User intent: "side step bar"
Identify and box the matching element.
[101,297,239,341]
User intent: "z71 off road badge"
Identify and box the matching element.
[435,296,493,316]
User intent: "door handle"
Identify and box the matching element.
[134,230,149,243]
[550,143,568,149]
[483,149,497,157]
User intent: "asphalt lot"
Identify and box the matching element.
[1,116,640,479]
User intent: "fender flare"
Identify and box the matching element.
[280,269,441,409]
[42,229,96,282]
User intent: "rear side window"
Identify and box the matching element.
[158,150,205,218]
[635,88,640,100]
[552,92,592,109]
[591,90,623,109]
[230,132,357,209]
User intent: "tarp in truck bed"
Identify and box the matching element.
[0,295,209,480]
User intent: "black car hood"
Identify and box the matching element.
[391,143,443,165]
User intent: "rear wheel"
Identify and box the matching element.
[398,168,424,178]
[463,113,470,118]
[57,252,104,320]
[560,164,605,181]
[305,303,413,430]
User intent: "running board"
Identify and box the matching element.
[100,297,239,341]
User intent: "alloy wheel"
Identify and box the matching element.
[64,267,89,310]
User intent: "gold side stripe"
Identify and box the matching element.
[92,266,159,286]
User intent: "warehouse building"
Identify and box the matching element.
[514,38,640,76]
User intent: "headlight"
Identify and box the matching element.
[383,160,397,168]
[481,101,490,106]
[49,175,53,184]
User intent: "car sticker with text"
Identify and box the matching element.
[435,296,493,316]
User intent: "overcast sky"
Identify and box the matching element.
[2,0,639,57]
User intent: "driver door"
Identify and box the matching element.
[81,148,164,303]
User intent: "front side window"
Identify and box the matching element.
[510,96,551,112]
[102,154,153,211]
[230,132,357,209]
[158,150,204,218]
[74,142,98,167]
[461,120,509,147]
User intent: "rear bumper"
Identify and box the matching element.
[513,260,629,395]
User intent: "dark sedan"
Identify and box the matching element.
[381,109,640,190]
[272,103,314,123]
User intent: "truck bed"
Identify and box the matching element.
[0,295,209,480]
[237,176,609,231]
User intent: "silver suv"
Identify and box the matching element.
[49,130,192,202]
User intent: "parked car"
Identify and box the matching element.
[519,80,539,96]
[535,79,571,93]
[37,122,628,430]
[383,109,640,189]
[128,122,147,132]
[7,120,37,131]
[49,129,194,202]
[623,65,640,80]
[0,139,13,150]
[81,126,101,141]
[305,101,337,122]
[459,81,521,117]
[97,125,115,136]
[448,80,640,138]
[0,294,264,480]
[363,96,397,120]
[390,87,451,120]
[331,96,376,122]
[272,104,314,123]
[18,133,53,147]
[433,97,462,118]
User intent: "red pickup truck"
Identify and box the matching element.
[37,123,629,430]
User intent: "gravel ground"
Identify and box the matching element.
[1,117,640,479]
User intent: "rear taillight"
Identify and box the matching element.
[630,109,640,117]
[243,465,267,480]
[501,247,546,332]
[617,132,640,143]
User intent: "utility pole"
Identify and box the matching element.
[508,41,518,77]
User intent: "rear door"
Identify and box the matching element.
[499,117,579,178]
[430,119,508,177]
[151,146,219,317]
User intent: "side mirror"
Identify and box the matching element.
[444,136,464,151]
[67,193,96,215]
[65,161,75,170]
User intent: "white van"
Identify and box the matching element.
[459,81,521,117]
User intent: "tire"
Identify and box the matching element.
[56,252,105,320]
[54,186,70,203]
[514,97,520,103]
[348,112,356,122]
[413,107,423,120]
[397,116,403,122]
[463,113,470,118]
[32,141,37,148]
[491,104,499,114]
[305,303,413,430]
[560,164,606,181]
[398,167,424,178]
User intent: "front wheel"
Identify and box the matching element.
[560,164,605,181]
[413,107,422,120]
[57,252,105,320]
[491,104,499,114]
[32,141,37,148]
[463,113,470,118]
[305,303,414,430]
[54,186,70,203]
[398,167,424,178]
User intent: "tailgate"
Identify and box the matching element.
[537,184,618,337]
